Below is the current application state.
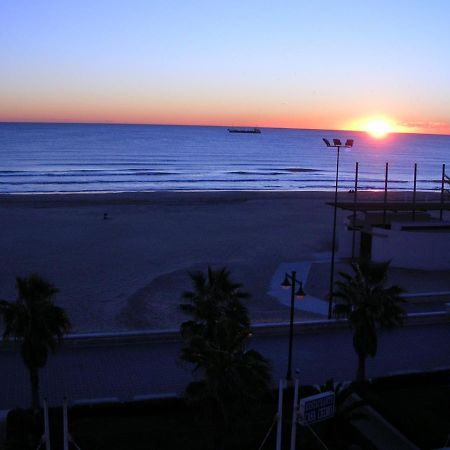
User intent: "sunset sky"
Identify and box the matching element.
[1,0,449,134]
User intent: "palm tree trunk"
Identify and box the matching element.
[29,367,40,413]
[356,352,366,382]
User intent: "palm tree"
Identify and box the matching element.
[179,267,272,425]
[0,274,71,413]
[334,260,405,382]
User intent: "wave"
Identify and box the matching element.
[284,167,323,173]
[0,171,178,178]
[1,123,449,194]
[0,177,321,186]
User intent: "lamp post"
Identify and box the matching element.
[323,138,354,319]
[281,271,305,380]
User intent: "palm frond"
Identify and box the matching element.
[0,274,71,362]
[179,266,272,420]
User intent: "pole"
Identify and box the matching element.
[328,146,340,319]
[351,162,359,260]
[412,163,417,221]
[440,164,445,221]
[383,162,389,227]
[290,378,300,450]
[286,271,296,380]
[276,380,284,450]
[44,399,51,450]
[63,398,69,450]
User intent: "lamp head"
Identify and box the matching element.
[295,282,305,300]
[333,138,342,146]
[345,139,354,148]
[281,274,291,289]
[322,138,331,147]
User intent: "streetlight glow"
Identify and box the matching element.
[295,282,305,300]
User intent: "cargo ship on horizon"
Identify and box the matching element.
[227,127,261,134]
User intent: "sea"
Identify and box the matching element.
[0,122,449,194]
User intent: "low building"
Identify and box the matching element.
[332,201,450,270]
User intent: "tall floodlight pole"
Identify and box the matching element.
[322,138,354,319]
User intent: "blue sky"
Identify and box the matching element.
[1,0,449,133]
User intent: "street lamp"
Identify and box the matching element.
[323,138,354,319]
[281,271,305,381]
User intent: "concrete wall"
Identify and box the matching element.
[338,222,361,259]
[372,229,450,270]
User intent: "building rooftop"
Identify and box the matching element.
[328,201,450,212]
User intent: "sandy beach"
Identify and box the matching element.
[0,190,444,332]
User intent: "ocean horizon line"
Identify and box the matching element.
[1,120,449,138]
[1,123,448,194]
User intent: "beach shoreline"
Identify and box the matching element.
[0,190,444,333]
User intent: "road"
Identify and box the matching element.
[0,322,449,410]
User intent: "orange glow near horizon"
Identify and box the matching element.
[0,101,339,130]
[1,105,450,136]
[345,115,413,137]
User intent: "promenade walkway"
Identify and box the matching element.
[0,321,448,410]
[270,259,450,317]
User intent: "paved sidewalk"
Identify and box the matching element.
[270,259,450,319]
[269,261,329,316]
[0,322,448,410]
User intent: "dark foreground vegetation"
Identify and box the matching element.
[6,370,449,450]
[4,385,365,450]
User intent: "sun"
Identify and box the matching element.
[364,119,393,139]
[344,115,400,138]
